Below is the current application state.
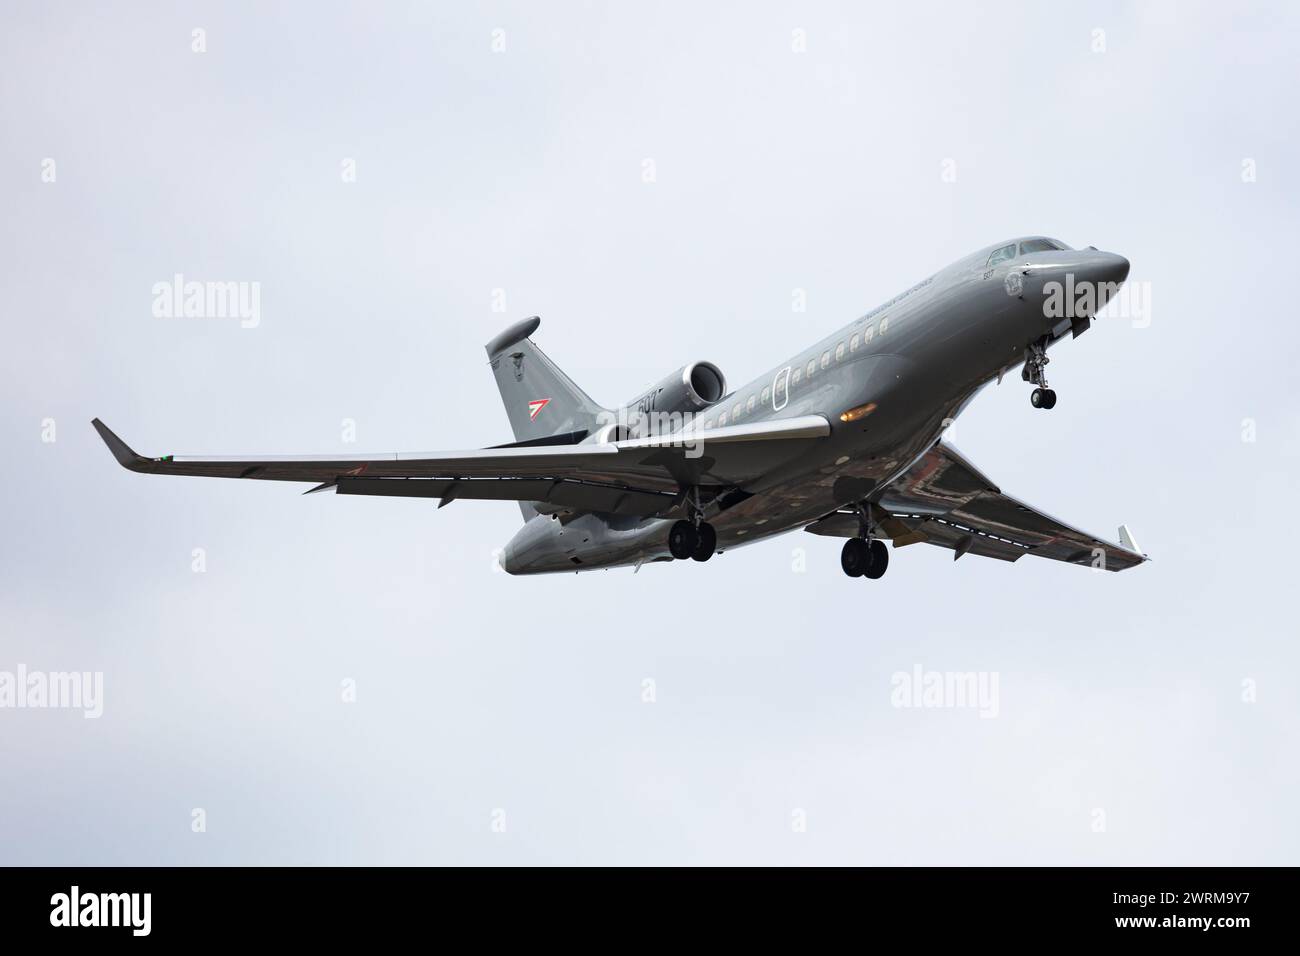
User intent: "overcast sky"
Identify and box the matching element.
[2,0,1297,864]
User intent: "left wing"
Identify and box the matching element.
[92,416,829,519]
[805,440,1148,572]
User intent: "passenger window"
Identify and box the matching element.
[733,403,742,419]
[986,243,1016,267]
[835,342,846,362]
[761,386,770,403]
[792,368,802,385]
[864,326,874,343]
[746,395,756,413]
[718,412,727,427]
[806,359,816,377]
[850,333,859,352]
[880,317,890,334]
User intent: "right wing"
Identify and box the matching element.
[92,416,829,518]
[805,440,1148,571]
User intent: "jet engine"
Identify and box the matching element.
[623,361,727,419]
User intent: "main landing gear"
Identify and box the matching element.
[841,538,889,579]
[840,503,889,580]
[668,519,716,561]
[1022,338,1057,410]
[667,488,717,562]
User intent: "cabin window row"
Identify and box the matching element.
[700,316,890,429]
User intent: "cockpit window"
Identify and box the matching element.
[986,244,1016,267]
[1019,238,1063,255]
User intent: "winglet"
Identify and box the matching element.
[91,418,150,471]
[1118,524,1143,556]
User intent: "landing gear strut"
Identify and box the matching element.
[840,504,890,580]
[1022,338,1057,410]
[668,488,717,562]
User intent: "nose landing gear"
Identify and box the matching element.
[1022,339,1057,410]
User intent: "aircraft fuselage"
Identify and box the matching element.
[502,238,1130,573]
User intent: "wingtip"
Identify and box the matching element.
[91,418,148,470]
[1117,524,1151,563]
[1117,523,1143,556]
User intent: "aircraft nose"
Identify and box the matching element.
[1062,251,1130,319]
[1099,252,1130,285]
[1068,250,1129,294]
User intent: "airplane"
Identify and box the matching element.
[93,236,1148,579]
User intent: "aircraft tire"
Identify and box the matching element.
[864,539,889,579]
[841,538,870,577]
[691,522,717,561]
[668,520,700,560]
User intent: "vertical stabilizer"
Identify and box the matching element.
[485,317,608,521]
[485,317,607,442]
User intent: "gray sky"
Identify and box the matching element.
[2,0,1297,864]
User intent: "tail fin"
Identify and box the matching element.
[485,317,607,442]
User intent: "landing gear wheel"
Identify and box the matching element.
[668,520,699,560]
[691,522,717,561]
[841,538,871,577]
[864,539,889,579]
[1023,339,1055,410]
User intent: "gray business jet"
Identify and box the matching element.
[94,236,1147,578]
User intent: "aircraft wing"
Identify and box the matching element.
[92,416,829,518]
[805,440,1148,572]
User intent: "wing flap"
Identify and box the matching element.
[332,476,676,517]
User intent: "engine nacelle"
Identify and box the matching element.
[621,361,727,423]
